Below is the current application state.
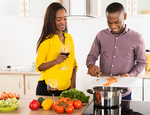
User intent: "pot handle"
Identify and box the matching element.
[87,89,94,94]
[121,88,128,93]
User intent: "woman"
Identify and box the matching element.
[35,2,78,96]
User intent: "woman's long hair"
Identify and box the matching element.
[36,2,68,51]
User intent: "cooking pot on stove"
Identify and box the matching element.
[87,86,127,108]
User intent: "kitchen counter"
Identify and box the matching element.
[0,70,40,75]
[138,70,150,79]
[0,95,92,115]
[0,70,150,78]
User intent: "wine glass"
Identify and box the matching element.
[47,79,59,102]
[60,44,70,70]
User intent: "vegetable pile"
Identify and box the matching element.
[0,91,20,100]
[53,97,82,114]
[29,97,53,111]
[0,97,21,108]
[59,88,90,103]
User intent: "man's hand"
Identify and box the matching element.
[87,64,101,77]
[118,73,131,77]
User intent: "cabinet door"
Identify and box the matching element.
[144,79,150,101]
[131,78,143,101]
[137,0,150,14]
[0,74,24,94]
[25,75,40,95]
[29,0,57,17]
[0,0,20,16]
[101,0,128,15]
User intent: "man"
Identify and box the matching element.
[86,2,147,100]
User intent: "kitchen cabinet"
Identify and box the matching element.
[29,0,54,17]
[131,78,143,101]
[0,72,40,95]
[0,0,60,17]
[144,79,150,101]
[0,74,24,95]
[24,75,40,95]
[91,0,150,16]
[136,0,150,14]
[0,0,20,16]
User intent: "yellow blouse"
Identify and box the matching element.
[35,33,78,90]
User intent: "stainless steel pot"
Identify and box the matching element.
[87,86,127,107]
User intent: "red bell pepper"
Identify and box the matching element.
[29,99,40,110]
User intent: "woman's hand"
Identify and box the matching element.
[55,54,67,64]
[87,64,101,77]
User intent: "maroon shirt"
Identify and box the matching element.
[86,25,147,97]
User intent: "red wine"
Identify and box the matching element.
[48,88,58,94]
[60,53,70,57]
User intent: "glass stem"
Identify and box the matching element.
[64,61,65,68]
[52,94,54,102]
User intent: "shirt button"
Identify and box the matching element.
[115,47,117,49]
[116,37,118,39]
[112,65,114,67]
[114,56,115,58]
[110,74,112,76]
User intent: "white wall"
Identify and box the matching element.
[0,15,150,96]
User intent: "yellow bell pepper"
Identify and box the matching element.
[42,98,54,110]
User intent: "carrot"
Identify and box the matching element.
[0,94,4,100]
[2,91,6,94]
[8,92,13,99]
[114,79,118,83]
[2,92,7,98]
[16,94,20,99]
[103,83,110,86]
[12,92,16,98]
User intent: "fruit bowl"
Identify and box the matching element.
[0,102,21,112]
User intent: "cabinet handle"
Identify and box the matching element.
[28,80,30,89]
[19,79,21,88]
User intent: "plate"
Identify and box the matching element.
[0,103,21,112]
[90,76,138,87]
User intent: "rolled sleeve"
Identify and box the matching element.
[35,40,49,72]
[73,58,78,71]
[129,35,147,77]
[86,35,101,67]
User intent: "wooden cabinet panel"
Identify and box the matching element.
[25,75,40,95]
[0,74,24,94]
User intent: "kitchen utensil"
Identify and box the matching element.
[87,86,127,107]
[90,76,138,87]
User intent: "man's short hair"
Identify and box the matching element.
[106,2,124,13]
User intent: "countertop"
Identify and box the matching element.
[138,70,150,79]
[0,70,150,78]
[0,70,40,75]
[0,95,92,115]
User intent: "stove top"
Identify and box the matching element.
[82,100,150,115]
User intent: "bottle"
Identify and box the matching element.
[145,49,150,71]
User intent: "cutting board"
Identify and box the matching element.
[90,76,138,87]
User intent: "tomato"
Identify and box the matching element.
[65,97,71,100]
[56,105,65,113]
[66,100,74,106]
[66,105,74,114]
[59,97,67,103]
[52,102,59,111]
[73,100,82,109]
